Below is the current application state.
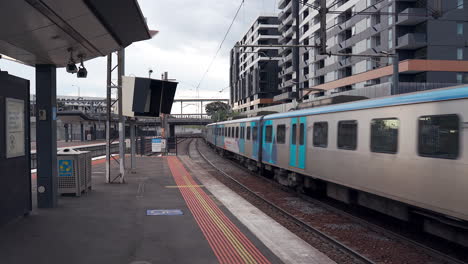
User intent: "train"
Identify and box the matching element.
[204,85,468,246]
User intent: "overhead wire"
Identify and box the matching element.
[194,0,245,98]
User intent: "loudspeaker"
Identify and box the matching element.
[122,76,178,117]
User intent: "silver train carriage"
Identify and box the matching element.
[205,86,468,246]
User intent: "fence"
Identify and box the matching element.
[30,142,120,170]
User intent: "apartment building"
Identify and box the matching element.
[230,16,281,112]
[274,0,468,103]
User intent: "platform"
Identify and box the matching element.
[0,156,283,264]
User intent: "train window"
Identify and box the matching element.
[253,126,258,140]
[418,114,459,159]
[231,127,234,138]
[277,125,286,144]
[338,120,358,150]
[371,118,399,154]
[247,127,251,140]
[240,127,245,139]
[299,123,305,145]
[291,124,297,145]
[236,127,239,138]
[313,122,328,147]
[228,127,231,137]
[265,125,273,143]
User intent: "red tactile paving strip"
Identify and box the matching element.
[167,156,271,264]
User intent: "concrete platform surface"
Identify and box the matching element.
[0,157,281,264]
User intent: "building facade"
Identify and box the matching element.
[230,16,281,112]
[272,0,468,104]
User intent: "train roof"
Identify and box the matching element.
[206,86,468,126]
[206,116,262,126]
[264,85,468,120]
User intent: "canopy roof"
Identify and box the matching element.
[0,0,152,67]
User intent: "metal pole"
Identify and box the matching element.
[130,121,136,171]
[117,49,126,183]
[293,0,300,102]
[105,54,111,183]
[200,101,203,119]
[392,53,399,95]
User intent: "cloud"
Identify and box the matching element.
[0,0,279,114]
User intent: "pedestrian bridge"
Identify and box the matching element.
[138,114,213,126]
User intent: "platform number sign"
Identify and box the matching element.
[59,160,73,177]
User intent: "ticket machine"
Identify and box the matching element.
[0,71,31,225]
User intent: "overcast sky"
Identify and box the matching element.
[0,0,278,113]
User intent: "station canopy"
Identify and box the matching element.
[0,0,154,67]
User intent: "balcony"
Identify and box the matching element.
[278,0,292,10]
[283,26,294,38]
[397,8,428,26]
[280,46,292,55]
[279,13,293,32]
[273,91,295,102]
[397,33,427,50]
[280,65,294,77]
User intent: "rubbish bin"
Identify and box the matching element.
[57,148,91,196]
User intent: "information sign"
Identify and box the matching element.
[6,98,25,158]
[152,138,162,152]
[58,160,73,177]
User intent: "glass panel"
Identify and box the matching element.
[371,118,399,154]
[292,124,297,145]
[299,123,305,145]
[313,122,328,147]
[266,125,273,143]
[253,126,258,140]
[418,115,459,159]
[338,121,358,150]
[277,125,286,144]
[247,127,251,140]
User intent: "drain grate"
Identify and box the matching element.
[146,209,183,216]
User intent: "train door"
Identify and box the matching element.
[252,122,259,160]
[289,117,306,169]
[262,120,275,164]
[217,124,225,148]
[239,123,246,154]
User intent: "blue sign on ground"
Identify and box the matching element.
[58,160,73,177]
[146,209,183,216]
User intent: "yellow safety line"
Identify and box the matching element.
[180,173,257,264]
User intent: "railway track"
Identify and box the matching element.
[191,139,467,264]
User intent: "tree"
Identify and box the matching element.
[205,101,231,122]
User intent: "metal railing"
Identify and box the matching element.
[31,142,120,169]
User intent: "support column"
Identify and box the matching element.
[117,49,125,183]
[392,53,399,95]
[200,101,203,119]
[105,55,112,183]
[130,121,136,171]
[80,123,84,141]
[36,65,58,208]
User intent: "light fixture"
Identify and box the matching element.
[77,55,87,78]
[66,48,78,74]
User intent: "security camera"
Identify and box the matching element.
[66,63,78,74]
[76,54,87,78]
[77,66,87,78]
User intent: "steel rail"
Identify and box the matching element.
[193,139,376,264]
[195,140,467,264]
